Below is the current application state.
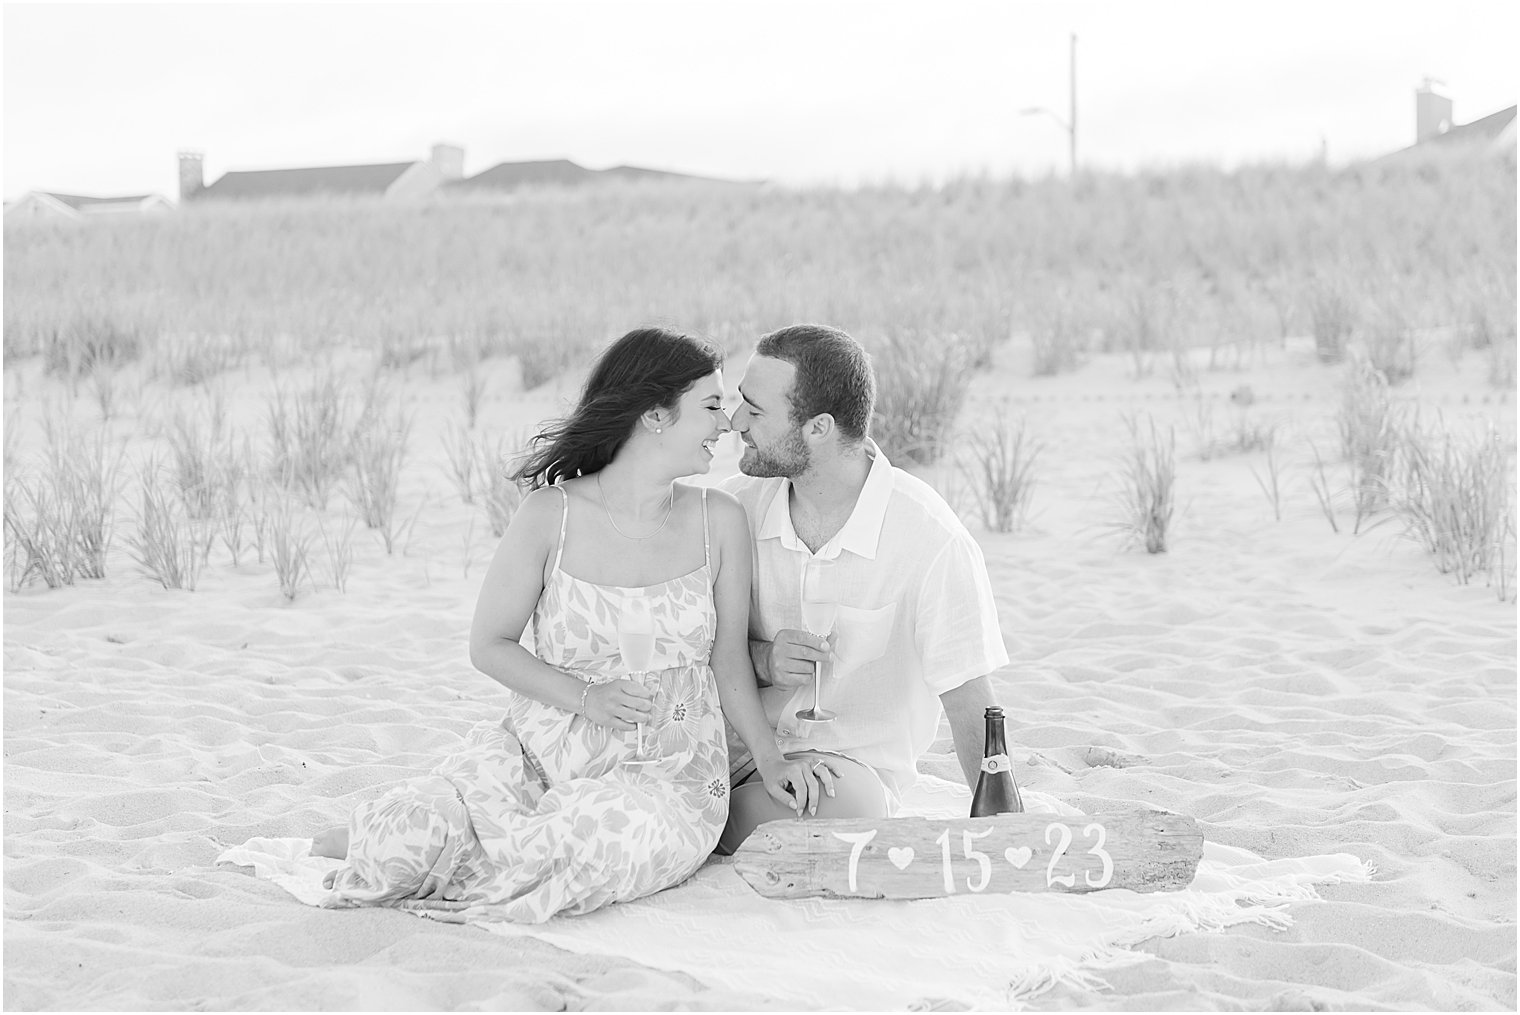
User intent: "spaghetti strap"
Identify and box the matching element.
[701,487,711,570]
[553,485,569,572]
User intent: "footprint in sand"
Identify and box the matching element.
[1082,747,1148,769]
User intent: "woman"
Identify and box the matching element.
[312,328,821,923]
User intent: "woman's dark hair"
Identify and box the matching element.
[755,324,875,443]
[510,328,723,489]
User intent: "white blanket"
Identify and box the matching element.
[218,778,1371,1010]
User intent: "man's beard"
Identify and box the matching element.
[739,426,810,478]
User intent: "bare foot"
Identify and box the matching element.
[311,826,349,860]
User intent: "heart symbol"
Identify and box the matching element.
[1005,846,1033,869]
[888,847,915,870]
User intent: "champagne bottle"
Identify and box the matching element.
[969,706,1024,816]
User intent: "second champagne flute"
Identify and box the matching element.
[617,592,658,765]
[796,558,838,725]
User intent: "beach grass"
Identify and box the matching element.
[3,425,121,590]
[317,512,358,593]
[1338,357,1400,533]
[4,152,1512,435]
[3,151,1514,594]
[1306,440,1342,534]
[267,374,353,511]
[1249,429,1287,523]
[267,493,314,601]
[347,403,412,555]
[870,329,985,466]
[123,458,209,591]
[1392,418,1514,587]
[1111,413,1177,554]
[956,401,1040,534]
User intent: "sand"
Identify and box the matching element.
[3,335,1515,1010]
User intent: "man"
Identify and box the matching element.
[717,324,1009,853]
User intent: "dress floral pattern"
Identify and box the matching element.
[324,486,728,924]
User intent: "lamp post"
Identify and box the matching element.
[1020,32,1077,176]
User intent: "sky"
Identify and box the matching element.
[2,0,1517,200]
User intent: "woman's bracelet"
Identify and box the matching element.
[578,680,592,716]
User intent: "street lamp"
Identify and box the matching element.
[1020,106,1074,175]
[1020,33,1077,176]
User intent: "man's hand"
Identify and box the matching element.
[764,629,832,689]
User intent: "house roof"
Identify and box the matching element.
[600,164,713,183]
[1379,105,1518,163]
[1423,105,1517,148]
[447,159,742,192]
[198,161,416,199]
[445,159,598,191]
[41,192,159,210]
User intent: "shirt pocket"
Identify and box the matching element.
[832,602,897,678]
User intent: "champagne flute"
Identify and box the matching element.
[617,593,658,765]
[796,558,838,725]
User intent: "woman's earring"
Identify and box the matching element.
[656,428,663,434]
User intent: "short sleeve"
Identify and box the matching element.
[912,534,1009,695]
[719,474,760,526]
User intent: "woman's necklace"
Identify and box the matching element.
[596,473,673,542]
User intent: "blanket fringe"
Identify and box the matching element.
[1003,951,1138,1008]
[1001,875,1362,1007]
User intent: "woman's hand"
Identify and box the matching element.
[580,679,654,731]
[756,752,838,817]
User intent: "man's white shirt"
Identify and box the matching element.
[722,442,1008,808]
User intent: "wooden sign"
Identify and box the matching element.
[733,810,1202,900]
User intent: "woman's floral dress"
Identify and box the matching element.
[324,486,729,924]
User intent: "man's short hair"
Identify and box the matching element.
[756,324,875,444]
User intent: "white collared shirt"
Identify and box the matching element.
[722,442,1009,807]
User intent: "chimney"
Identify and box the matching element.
[1415,78,1452,144]
[430,142,464,180]
[178,150,205,202]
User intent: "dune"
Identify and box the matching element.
[4,337,1514,1010]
